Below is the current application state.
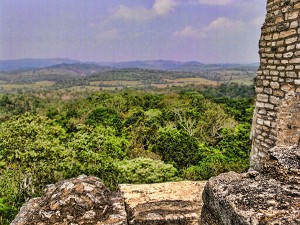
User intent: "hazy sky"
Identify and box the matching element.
[0,0,266,63]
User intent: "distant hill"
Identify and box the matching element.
[0,58,259,73]
[95,60,259,72]
[94,60,183,71]
[0,58,80,71]
[0,63,112,83]
[45,63,112,74]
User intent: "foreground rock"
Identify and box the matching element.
[11,175,127,225]
[201,146,300,225]
[12,178,206,225]
[119,181,206,225]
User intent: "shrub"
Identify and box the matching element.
[115,158,179,184]
[153,128,200,169]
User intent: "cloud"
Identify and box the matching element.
[110,0,178,22]
[174,17,244,39]
[95,29,118,42]
[112,5,153,22]
[197,0,234,5]
[174,25,206,39]
[153,0,178,16]
[204,17,243,32]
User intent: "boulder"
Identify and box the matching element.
[11,175,127,225]
[201,146,300,225]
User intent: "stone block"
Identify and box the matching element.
[270,96,280,104]
[290,21,298,29]
[280,29,296,39]
[295,3,300,9]
[285,36,298,45]
[283,52,293,58]
[265,103,274,109]
[273,90,285,97]
[270,81,280,89]
[257,94,269,103]
[286,71,297,77]
[290,58,300,63]
[264,88,272,94]
[263,80,270,86]
[287,11,298,20]
[120,181,206,225]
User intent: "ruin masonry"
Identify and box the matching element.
[251,0,300,171]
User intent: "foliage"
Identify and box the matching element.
[86,107,122,129]
[0,86,254,223]
[153,128,200,169]
[115,158,179,184]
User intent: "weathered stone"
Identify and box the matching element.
[257,94,269,103]
[280,29,296,38]
[290,57,300,63]
[263,80,270,86]
[201,171,300,225]
[270,81,279,89]
[286,71,297,77]
[269,96,280,104]
[283,52,293,58]
[11,175,128,225]
[119,181,206,225]
[273,89,285,97]
[263,146,300,184]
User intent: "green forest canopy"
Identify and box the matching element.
[0,83,254,224]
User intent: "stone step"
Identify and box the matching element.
[119,181,206,225]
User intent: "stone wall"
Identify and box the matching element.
[251,0,300,170]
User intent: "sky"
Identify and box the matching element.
[0,0,266,63]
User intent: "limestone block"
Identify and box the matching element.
[280,29,296,39]
[119,181,206,225]
[290,58,300,63]
[270,81,280,89]
[285,36,298,45]
[257,94,269,103]
[283,52,293,58]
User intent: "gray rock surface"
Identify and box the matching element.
[263,146,300,184]
[201,146,300,225]
[201,171,300,225]
[11,175,127,225]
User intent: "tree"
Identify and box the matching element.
[86,107,122,130]
[196,101,237,143]
[153,127,200,169]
